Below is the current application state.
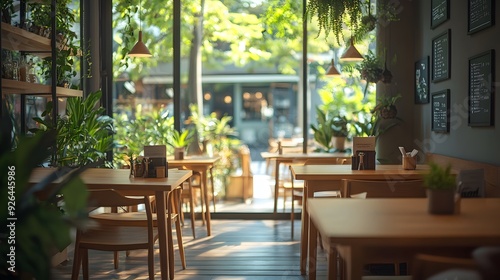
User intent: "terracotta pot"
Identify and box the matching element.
[427,189,455,215]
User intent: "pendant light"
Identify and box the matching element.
[128,0,152,57]
[325,59,341,76]
[340,38,363,62]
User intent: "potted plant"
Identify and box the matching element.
[331,115,350,151]
[423,162,457,215]
[372,94,401,119]
[310,106,351,152]
[30,90,114,167]
[0,102,89,279]
[170,128,194,160]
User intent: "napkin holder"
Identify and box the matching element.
[148,157,168,178]
[351,150,376,170]
[402,156,416,170]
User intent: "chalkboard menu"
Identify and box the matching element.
[431,0,449,28]
[469,50,495,126]
[432,30,451,82]
[432,90,450,132]
[468,0,495,34]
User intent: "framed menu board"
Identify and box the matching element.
[432,90,450,132]
[432,30,451,82]
[431,0,450,29]
[468,50,495,126]
[468,0,495,34]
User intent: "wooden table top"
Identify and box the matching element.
[307,198,500,247]
[291,164,432,181]
[260,152,351,160]
[29,167,192,192]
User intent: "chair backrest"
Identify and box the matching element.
[412,253,480,280]
[167,186,183,215]
[343,179,427,198]
[87,189,154,229]
[87,189,149,208]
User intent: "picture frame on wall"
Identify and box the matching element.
[468,50,495,126]
[432,30,451,82]
[431,0,449,29]
[415,57,430,104]
[468,0,495,34]
[432,90,450,133]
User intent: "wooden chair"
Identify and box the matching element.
[88,186,187,280]
[287,157,350,239]
[472,246,500,279]
[411,253,481,280]
[341,179,427,277]
[72,190,158,280]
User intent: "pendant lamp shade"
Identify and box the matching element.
[128,0,152,58]
[340,39,363,62]
[325,59,341,76]
[129,31,152,57]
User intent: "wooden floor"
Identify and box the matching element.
[52,219,329,280]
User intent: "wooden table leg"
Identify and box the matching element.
[308,216,318,280]
[209,167,215,212]
[201,171,211,236]
[343,246,364,280]
[274,159,280,214]
[155,190,169,280]
[327,245,338,280]
[300,183,309,275]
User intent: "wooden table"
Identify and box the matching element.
[307,198,500,280]
[290,164,432,276]
[29,168,192,280]
[168,156,220,236]
[260,152,351,214]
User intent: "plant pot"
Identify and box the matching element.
[380,105,397,119]
[333,136,346,151]
[174,147,185,160]
[426,189,455,215]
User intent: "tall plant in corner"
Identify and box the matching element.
[31,91,114,167]
[0,101,89,280]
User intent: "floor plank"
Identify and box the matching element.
[52,219,329,279]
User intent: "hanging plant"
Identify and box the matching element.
[306,0,363,43]
[307,0,401,42]
[371,94,401,119]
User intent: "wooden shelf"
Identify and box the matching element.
[1,79,82,97]
[1,22,52,53]
[1,23,80,57]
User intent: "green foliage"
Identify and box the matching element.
[188,104,241,196]
[310,106,335,152]
[31,91,114,167]
[357,50,383,84]
[372,94,401,119]
[170,128,195,148]
[310,105,352,152]
[30,0,82,87]
[0,102,88,280]
[113,108,174,166]
[306,0,362,43]
[424,162,456,190]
